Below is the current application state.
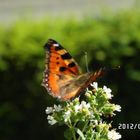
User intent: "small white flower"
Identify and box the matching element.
[73,97,79,102]
[90,82,98,90]
[94,120,98,125]
[63,110,71,122]
[65,110,71,115]
[115,105,121,112]
[108,130,121,140]
[89,110,94,117]
[54,104,62,112]
[69,102,74,106]
[47,115,57,125]
[85,90,92,97]
[81,101,90,109]
[45,107,53,114]
[74,104,81,112]
[103,86,113,99]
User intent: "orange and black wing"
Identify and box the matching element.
[41,39,81,99]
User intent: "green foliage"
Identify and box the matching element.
[0,9,140,140]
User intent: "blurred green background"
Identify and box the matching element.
[0,0,140,140]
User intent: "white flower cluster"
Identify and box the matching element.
[63,110,71,122]
[45,82,122,139]
[46,104,62,114]
[46,104,62,125]
[108,129,122,140]
[115,105,121,112]
[47,115,57,125]
[46,100,94,124]
[74,101,90,112]
[91,82,113,99]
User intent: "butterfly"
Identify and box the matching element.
[41,39,104,101]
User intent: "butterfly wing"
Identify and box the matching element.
[58,69,103,101]
[41,39,81,98]
[42,39,104,101]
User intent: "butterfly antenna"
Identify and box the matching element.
[107,66,120,71]
[103,66,120,74]
[84,51,89,72]
[112,66,121,70]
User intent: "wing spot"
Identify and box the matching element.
[61,53,72,59]
[59,66,67,72]
[68,62,76,67]
[55,46,63,51]
[56,62,59,65]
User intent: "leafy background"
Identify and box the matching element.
[0,6,140,140]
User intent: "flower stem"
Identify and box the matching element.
[72,127,77,140]
[68,121,77,140]
[77,121,89,140]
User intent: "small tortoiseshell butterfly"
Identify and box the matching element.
[41,39,104,101]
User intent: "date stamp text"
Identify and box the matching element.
[118,123,140,130]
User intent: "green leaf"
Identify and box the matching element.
[64,128,73,140]
[75,128,85,140]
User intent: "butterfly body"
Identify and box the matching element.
[42,39,103,101]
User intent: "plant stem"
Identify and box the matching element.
[72,127,77,140]
[77,121,89,140]
[68,121,77,140]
